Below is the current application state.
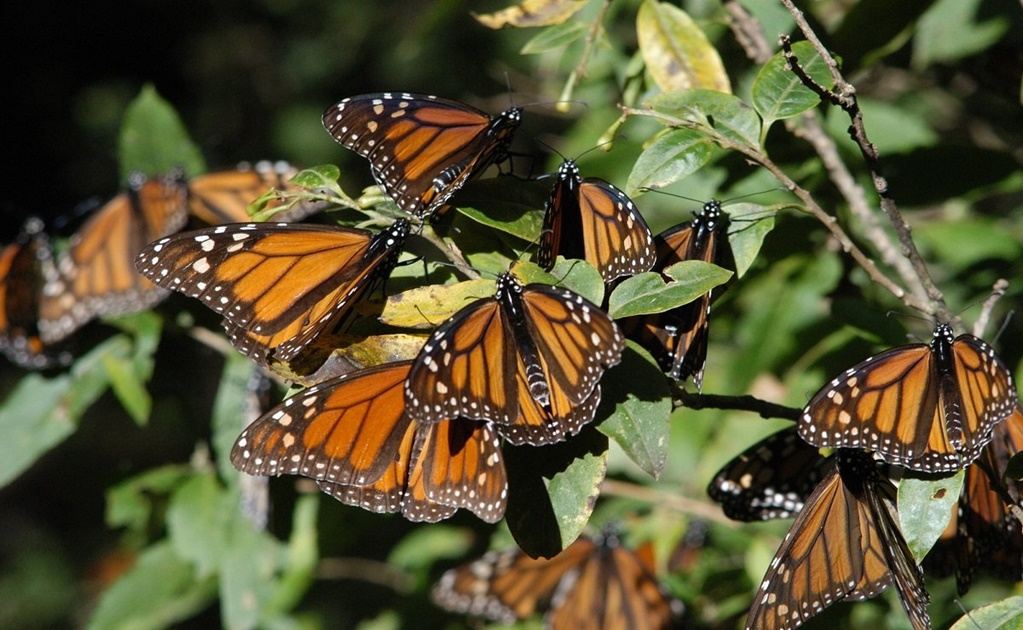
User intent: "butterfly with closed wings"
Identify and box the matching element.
[620,200,728,389]
[745,449,931,630]
[431,528,682,630]
[322,92,521,220]
[537,158,656,283]
[404,272,624,446]
[231,360,507,523]
[135,220,410,372]
[799,322,1017,473]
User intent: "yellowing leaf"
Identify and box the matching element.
[637,0,731,94]
[473,0,588,29]
[380,279,495,328]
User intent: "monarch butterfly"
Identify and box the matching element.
[619,200,727,389]
[799,322,1018,472]
[431,529,681,630]
[185,161,321,225]
[135,220,410,370]
[745,449,931,630]
[707,426,829,522]
[322,92,521,220]
[38,171,190,344]
[404,272,624,446]
[536,158,656,283]
[924,404,1022,594]
[0,218,72,368]
[230,361,507,523]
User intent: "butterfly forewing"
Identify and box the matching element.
[322,92,521,219]
[231,361,412,486]
[799,323,1016,472]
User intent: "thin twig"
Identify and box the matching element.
[559,0,613,110]
[974,278,1009,337]
[676,391,801,421]
[776,8,950,320]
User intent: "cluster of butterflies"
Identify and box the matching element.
[5,91,1020,629]
[0,161,318,369]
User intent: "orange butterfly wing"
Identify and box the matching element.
[136,220,409,366]
[405,274,624,446]
[538,159,656,283]
[231,361,412,486]
[744,450,930,630]
[799,324,1017,472]
[186,161,320,225]
[40,172,189,342]
[322,92,521,219]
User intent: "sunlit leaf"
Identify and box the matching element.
[751,41,832,131]
[637,0,731,93]
[645,89,761,151]
[474,0,588,29]
[626,128,715,193]
[380,280,495,328]
[118,84,205,181]
[607,261,731,319]
[948,595,1023,630]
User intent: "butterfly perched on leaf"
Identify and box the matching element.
[799,322,1018,473]
[322,92,521,220]
[185,161,322,226]
[619,200,728,389]
[431,528,682,630]
[536,158,656,283]
[231,360,507,523]
[0,217,72,368]
[135,220,410,373]
[924,404,1023,594]
[707,426,830,522]
[745,449,931,630]
[39,170,190,344]
[404,272,624,446]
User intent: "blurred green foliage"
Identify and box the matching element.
[2,1,1022,629]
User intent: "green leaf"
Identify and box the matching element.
[264,494,320,617]
[549,258,605,306]
[290,164,343,194]
[118,84,205,181]
[949,595,1023,630]
[105,465,192,532]
[521,19,588,54]
[596,344,673,478]
[0,332,143,488]
[636,0,730,93]
[726,202,777,278]
[645,89,761,151]
[751,41,832,131]
[167,473,232,577]
[85,542,217,630]
[607,261,731,319]
[913,0,1010,68]
[626,128,715,194]
[101,353,152,425]
[220,515,281,630]
[898,470,963,562]
[211,353,263,484]
[452,177,548,242]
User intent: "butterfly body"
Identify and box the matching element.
[404,273,624,446]
[323,92,521,219]
[799,323,1017,472]
[538,159,655,283]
